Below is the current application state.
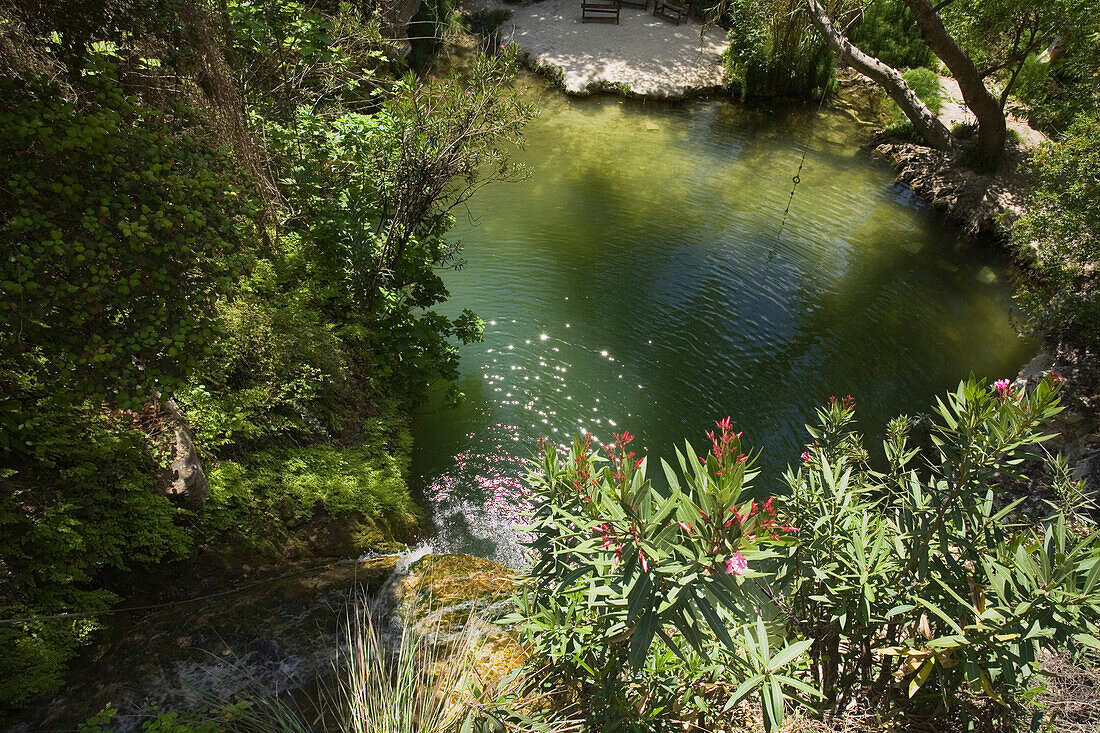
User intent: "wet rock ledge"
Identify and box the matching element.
[874,140,1033,240]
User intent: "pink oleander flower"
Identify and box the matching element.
[993,378,1012,400]
[828,395,856,410]
[725,552,748,576]
[801,451,811,463]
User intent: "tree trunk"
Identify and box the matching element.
[805,0,956,153]
[903,0,1007,161]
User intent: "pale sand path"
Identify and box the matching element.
[937,75,1048,149]
[470,0,729,97]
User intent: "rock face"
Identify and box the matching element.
[13,553,521,733]
[1016,345,1100,494]
[380,0,425,55]
[875,140,1032,240]
[161,398,209,510]
[392,554,526,690]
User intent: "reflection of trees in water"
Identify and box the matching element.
[415,91,1031,552]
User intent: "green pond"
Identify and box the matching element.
[409,84,1035,567]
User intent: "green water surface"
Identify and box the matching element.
[409,86,1035,566]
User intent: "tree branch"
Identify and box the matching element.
[805,0,956,152]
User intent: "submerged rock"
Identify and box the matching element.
[393,554,526,692]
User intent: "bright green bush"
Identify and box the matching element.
[848,0,936,70]
[519,376,1100,729]
[515,428,814,730]
[177,250,351,452]
[227,0,393,119]
[883,67,945,142]
[201,422,420,556]
[0,2,533,717]
[253,51,530,409]
[782,377,1100,723]
[0,382,189,715]
[901,67,944,116]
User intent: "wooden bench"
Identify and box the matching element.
[653,0,689,24]
[582,0,621,23]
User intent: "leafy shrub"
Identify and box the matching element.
[177,250,352,452]
[883,67,944,142]
[0,60,256,409]
[723,0,836,100]
[227,0,394,119]
[201,422,420,557]
[519,376,1100,729]
[516,428,814,730]
[1012,116,1100,345]
[0,385,189,714]
[461,8,513,37]
[953,120,979,139]
[781,378,1100,722]
[901,67,944,115]
[255,52,530,409]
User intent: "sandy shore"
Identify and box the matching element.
[472,0,729,97]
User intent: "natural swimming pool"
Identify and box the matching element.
[409,85,1035,566]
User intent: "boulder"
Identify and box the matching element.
[380,0,425,56]
[392,553,526,691]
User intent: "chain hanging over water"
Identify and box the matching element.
[769,10,864,261]
[769,83,832,261]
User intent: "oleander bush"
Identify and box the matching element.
[517,375,1100,730]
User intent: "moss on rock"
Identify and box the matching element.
[394,554,527,693]
[201,419,422,561]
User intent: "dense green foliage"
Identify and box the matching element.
[0,65,254,410]
[203,431,420,557]
[226,0,394,120]
[883,67,945,142]
[722,0,838,100]
[848,0,936,70]
[0,48,251,713]
[0,0,532,715]
[518,376,1100,730]
[782,378,1099,724]
[941,0,1098,125]
[0,391,189,713]
[515,427,809,730]
[1012,117,1100,344]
